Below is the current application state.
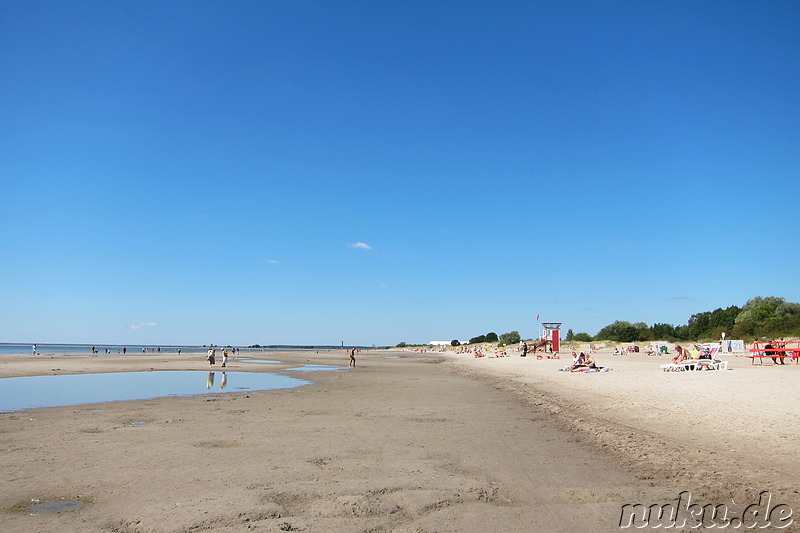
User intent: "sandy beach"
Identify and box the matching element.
[0,347,797,532]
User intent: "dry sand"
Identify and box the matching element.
[0,347,797,532]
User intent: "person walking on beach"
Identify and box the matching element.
[207,347,216,366]
[349,348,356,367]
[221,349,229,367]
[32,344,36,355]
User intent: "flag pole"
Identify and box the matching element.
[536,312,541,341]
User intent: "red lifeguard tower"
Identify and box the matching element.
[541,323,562,353]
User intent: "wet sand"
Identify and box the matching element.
[440,346,800,529]
[0,348,796,531]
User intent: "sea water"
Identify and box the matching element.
[0,344,359,356]
[0,344,287,356]
[0,371,311,413]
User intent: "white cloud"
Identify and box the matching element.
[264,259,280,264]
[350,241,373,250]
[129,322,158,330]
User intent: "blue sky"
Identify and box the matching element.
[2,1,798,346]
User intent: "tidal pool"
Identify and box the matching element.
[0,371,311,413]
[27,500,83,513]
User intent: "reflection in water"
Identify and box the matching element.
[206,372,228,390]
[0,371,311,412]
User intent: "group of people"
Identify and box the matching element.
[207,348,230,367]
[90,346,127,354]
[670,344,712,365]
[762,338,788,365]
[565,351,601,371]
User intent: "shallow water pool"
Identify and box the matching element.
[0,371,311,413]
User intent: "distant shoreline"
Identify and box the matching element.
[0,342,387,356]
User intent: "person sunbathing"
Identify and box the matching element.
[670,345,716,369]
[568,352,602,371]
[672,345,691,364]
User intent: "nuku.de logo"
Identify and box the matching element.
[619,491,793,529]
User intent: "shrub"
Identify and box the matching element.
[499,331,521,345]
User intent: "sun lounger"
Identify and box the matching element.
[661,360,700,372]
[660,347,727,371]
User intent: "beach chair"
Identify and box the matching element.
[661,347,727,372]
[660,347,701,371]
[694,347,729,371]
[661,359,703,371]
[710,358,728,370]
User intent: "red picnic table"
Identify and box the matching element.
[747,341,800,365]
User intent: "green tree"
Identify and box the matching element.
[733,296,786,337]
[687,311,712,339]
[596,320,649,342]
[686,306,741,340]
[565,329,575,341]
[595,320,633,341]
[485,332,499,342]
[451,339,461,346]
[650,323,676,341]
[618,324,640,342]
[776,302,800,317]
[573,332,592,342]
[632,322,650,341]
[396,342,408,348]
[469,335,486,344]
[499,331,521,345]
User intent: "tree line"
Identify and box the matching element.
[394,296,799,347]
[567,296,800,343]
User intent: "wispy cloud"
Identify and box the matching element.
[264,259,280,264]
[350,241,373,250]
[378,283,389,288]
[129,322,158,330]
